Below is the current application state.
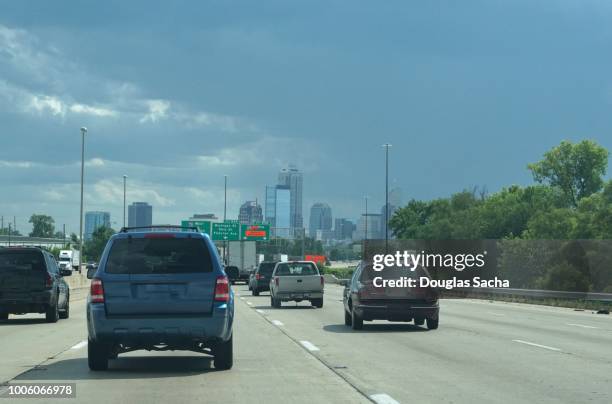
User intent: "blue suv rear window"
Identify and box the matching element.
[105,237,213,274]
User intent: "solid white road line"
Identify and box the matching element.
[369,393,400,404]
[271,320,284,326]
[512,339,561,351]
[70,340,88,350]
[299,340,320,351]
[566,323,598,329]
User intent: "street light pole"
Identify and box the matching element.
[223,175,228,264]
[123,175,127,228]
[78,127,87,273]
[383,143,392,250]
[364,195,368,241]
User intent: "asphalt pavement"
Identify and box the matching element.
[1,284,611,403]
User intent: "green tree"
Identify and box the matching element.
[84,226,115,261]
[28,214,55,238]
[528,140,609,207]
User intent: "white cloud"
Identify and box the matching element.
[28,94,65,116]
[92,179,175,208]
[86,158,106,167]
[140,99,170,123]
[0,160,35,168]
[69,103,117,117]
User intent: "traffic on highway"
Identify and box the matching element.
[2,1,612,403]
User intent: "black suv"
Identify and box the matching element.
[0,247,71,322]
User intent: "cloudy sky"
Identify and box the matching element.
[1,0,612,235]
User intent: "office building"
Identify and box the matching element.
[264,185,293,237]
[309,202,332,238]
[264,186,276,227]
[334,218,355,240]
[128,202,152,228]
[278,165,303,230]
[355,213,382,240]
[274,186,291,238]
[84,211,110,240]
[238,201,263,225]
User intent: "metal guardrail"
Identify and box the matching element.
[444,287,612,302]
[323,275,612,303]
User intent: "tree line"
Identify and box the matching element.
[389,140,612,292]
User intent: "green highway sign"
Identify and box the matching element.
[212,221,240,241]
[241,224,270,240]
[181,220,211,234]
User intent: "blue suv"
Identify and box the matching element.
[86,226,234,371]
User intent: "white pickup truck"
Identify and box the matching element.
[269,261,324,308]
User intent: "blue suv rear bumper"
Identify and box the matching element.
[87,298,233,346]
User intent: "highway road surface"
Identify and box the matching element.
[1,284,611,403]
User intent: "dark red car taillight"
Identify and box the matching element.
[320,276,324,286]
[90,278,105,303]
[274,277,279,286]
[45,272,53,288]
[255,273,262,280]
[214,275,230,302]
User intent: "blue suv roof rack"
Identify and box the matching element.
[119,225,199,233]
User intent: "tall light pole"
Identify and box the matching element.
[383,143,392,250]
[123,175,128,228]
[223,175,228,264]
[78,127,87,273]
[364,195,369,241]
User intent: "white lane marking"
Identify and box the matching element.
[299,340,320,351]
[567,323,598,329]
[256,309,266,315]
[487,311,505,316]
[512,339,561,351]
[369,393,400,404]
[272,320,284,326]
[70,340,88,350]
[246,301,253,306]
[239,297,245,300]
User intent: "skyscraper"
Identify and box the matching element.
[277,165,303,230]
[334,218,355,240]
[128,202,152,227]
[84,211,110,240]
[264,185,277,227]
[274,186,291,238]
[309,202,332,238]
[238,201,263,225]
[355,213,382,240]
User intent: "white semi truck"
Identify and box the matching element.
[58,249,80,271]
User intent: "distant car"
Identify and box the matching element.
[0,247,71,322]
[249,262,277,296]
[86,226,234,371]
[225,266,240,284]
[86,262,97,272]
[342,261,439,330]
[269,261,324,308]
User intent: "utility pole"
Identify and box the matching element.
[79,127,88,273]
[13,216,16,235]
[8,223,11,247]
[123,175,128,228]
[63,224,66,246]
[223,175,227,264]
[383,143,392,251]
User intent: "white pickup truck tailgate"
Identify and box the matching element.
[277,275,322,293]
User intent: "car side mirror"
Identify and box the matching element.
[60,269,72,277]
[86,267,96,279]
